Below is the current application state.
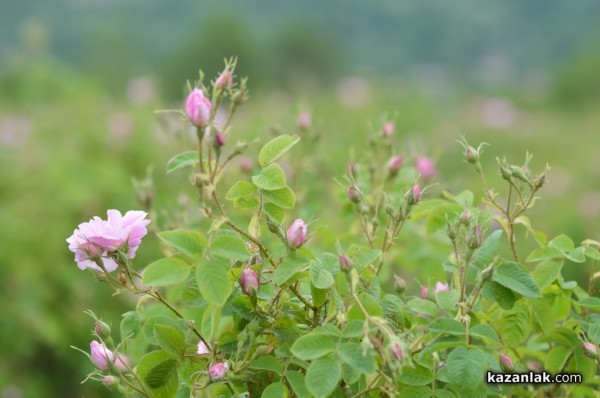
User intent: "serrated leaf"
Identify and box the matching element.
[196,259,232,306]
[584,246,600,260]
[545,346,572,374]
[157,229,207,260]
[346,245,381,272]
[531,299,555,335]
[290,332,337,360]
[492,261,541,298]
[259,134,300,167]
[252,163,287,191]
[435,290,459,312]
[225,181,257,201]
[549,234,575,252]
[527,246,564,262]
[285,370,311,398]
[481,281,516,310]
[200,304,221,341]
[273,256,306,286]
[531,260,563,289]
[566,246,586,263]
[398,365,433,386]
[250,356,284,375]
[137,351,178,393]
[166,151,198,174]
[233,196,260,209]
[260,186,296,209]
[348,293,384,320]
[263,203,284,224]
[429,318,466,335]
[143,257,191,287]
[154,324,186,358]
[401,387,431,398]
[406,299,440,317]
[210,232,251,261]
[587,323,600,344]
[469,324,500,343]
[579,297,600,310]
[310,260,334,289]
[306,356,342,398]
[500,302,531,347]
[337,342,376,375]
[446,347,486,392]
[120,311,141,340]
[261,382,289,398]
[474,230,503,267]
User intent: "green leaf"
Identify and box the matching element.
[587,323,600,344]
[469,324,500,343]
[398,365,433,386]
[474,230,503,267]
[154,324,186,358]
[273,257,306,285]
[225,181,257,201]
[545,346,572,374]
[310,260,334,289]
[578,297,600,310]
[429,318,466,336]
[401,387,431,398]
[549,234,575,252]
[286,370,311,398]
[137,350,178,394]
[249,356,284,375]
[435,290,459,312]
[492,261,541,298]
[258,134,300,167]
[233,196,260,210]
[566,246,586,263]
[261,382,289,398]
[196,259,233,306]
[531,260,563,289]
[526,246,564,262]
[426,203,462,234]
[481,281,516,310]
[263,203,284,224]
[306,356,342,398]
[584,246,600,261]
[290,332,337,360]
[120,311,141,340]
[406,299,440,317]
[200,304,221,341]
[446,347,486,392]
[143,257,191,287]
[531,299,555,335]
[337,342,376,375]
[166,151,198,174]
[260,186,296,209]
[210,232,251,261]
[348,293,384,320]
[252,163,287,191]
[157,229,207,260]
[500,302,531,347]
[346,245,381,272]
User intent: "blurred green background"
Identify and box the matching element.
[1,0,599,396]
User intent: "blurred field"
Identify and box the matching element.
[1,1,600,396]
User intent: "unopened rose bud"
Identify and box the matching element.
[434,282,449,294]
[215,69,233,91]
[460,208,471,224]
[233,141,249,155]
[534,173,546,189]
[102,376,119,389]
[526,360,541,372]
[583,342,599,360]
[415,156,436,180]
[240,268,259,297]
[389,341,404,360]
[90,340,129,371]
[185,88,212,127]
[421,286,429,299]
[499,354,514,371]
[387,156,403,176]
[117,272,127,285]
[239,157,252,172]
[286,219,307,249]
[480,264,495,282]
[298,111,311,130]
[215,132,225,147]
[347,161,358,178]
[394,275,406,294]
[95,320,111,338]
[197,340,210,355]
[339,255,353,273]
[348,185,363,203]
[407,184,421,205]
[499,164,513,182]
[208,362,228,381]
[383,121,394,137]
[464,146,479,164]
[468,225,482,249]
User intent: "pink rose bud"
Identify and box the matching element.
[215,69,233,90]
[583,342,599,359]
[95,320,111,338]
[348,185,363,203]
[387,156,403,175]
[90,340,129,371]
[239,157,252,172]
[434,282,449,294]
[394,275,406,294]
[298,111,311,130]
[469,225,483,249]
[383,121,394,137]
[185,88,212,127]
[215,132,225,147]
[389,342,404,360]
[460,208,471,224]
[464,146,479,163]
[407,184,421,205]
[526,360,541,372]
[287,218,307,249]
[347,161,358,178]
[499,354,514,371]
[339,255,353,272]
[240,268,260,296]
[197,341,210,355]
[102,376,119,389]
[421,285,429,299]
[208,362,228,381]
[415,156,436,180]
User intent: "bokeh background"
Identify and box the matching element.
[1,1,599,396]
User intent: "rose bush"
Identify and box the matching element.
[71,60,600,397]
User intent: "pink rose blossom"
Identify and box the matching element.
[90,340,129,371]
[208,362,228,381]
[412,184,421,203]
[215,70,233,90]
[240,157,252,172]
[415,156,436,180]
[67,210,150,272]
[197,341,210,355]
[434,282,449,294]
[298,111,311,130]
[421,286,429,299]
[383,121,394,137]
[185,89,212,127]
[287,219,307,249]
[387,156,403,174]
